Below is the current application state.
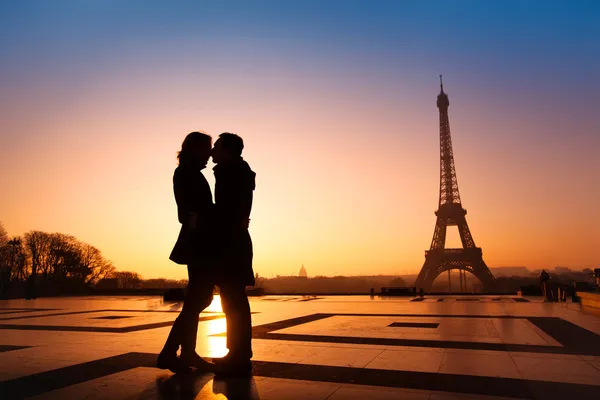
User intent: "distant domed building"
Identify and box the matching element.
[299,265,307,278]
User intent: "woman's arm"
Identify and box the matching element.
[173,168,196,226]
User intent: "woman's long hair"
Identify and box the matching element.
[177,131,212,165]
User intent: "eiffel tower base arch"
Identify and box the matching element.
[414,248,496,292]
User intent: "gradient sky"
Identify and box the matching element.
[1,1,599,280]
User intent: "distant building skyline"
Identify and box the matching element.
[299,265,308,278]
[489,267,531,277]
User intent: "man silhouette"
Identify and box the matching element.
[211,132,256,376]
[539,269,550,302]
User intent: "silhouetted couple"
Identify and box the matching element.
[157,132,256,377]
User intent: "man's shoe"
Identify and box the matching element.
[211,352,253,365]
[213,357,252,378]
[156,352,193,374]
[180,353,216,372]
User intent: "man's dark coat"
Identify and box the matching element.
[214,158,256,286]
[169,164,214,266]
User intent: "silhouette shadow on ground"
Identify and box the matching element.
[156,371,260,400]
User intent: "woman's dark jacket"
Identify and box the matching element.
[169,164,214,266]
[213,158,256,286]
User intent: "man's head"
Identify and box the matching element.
[211,132,244,164]
[177,131,212,167]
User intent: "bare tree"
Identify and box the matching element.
[143,278,187,289]
[24,231,53,278]
[78,243,115,285]
[0,222,8,269]
[8,237,29,281]
[0,223,12,294]
[110,271,143,289]
[0,222,8,247]
[48,233,79,279]
[24,231,114,287]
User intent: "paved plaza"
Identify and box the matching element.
[0,295,600,399]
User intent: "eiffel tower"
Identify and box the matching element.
[414,77,496,292]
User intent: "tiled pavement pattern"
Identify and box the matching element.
[0,296,600,399]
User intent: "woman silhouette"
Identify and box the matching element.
[157,131,216,373]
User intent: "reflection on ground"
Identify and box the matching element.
[203,295,228,358]
[157,373,260,400]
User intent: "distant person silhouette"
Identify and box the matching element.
[211,132,256,376]
[157,131,216,374]
[539,269,551,302]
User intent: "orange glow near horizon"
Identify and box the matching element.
[2,83,598,279]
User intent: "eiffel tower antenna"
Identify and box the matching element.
[414,79,496,292]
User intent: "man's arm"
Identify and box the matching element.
[216,174,253,230]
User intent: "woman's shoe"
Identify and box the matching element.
[180,352,216,372]
[156,352,193,374]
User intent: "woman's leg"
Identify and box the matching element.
[180,265,214,357]
[161,266,195,355]
[158,264,213,372]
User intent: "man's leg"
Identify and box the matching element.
[220,285,233,353]
[219,282,253,361]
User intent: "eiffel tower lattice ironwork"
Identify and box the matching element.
[414,77,496,292]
